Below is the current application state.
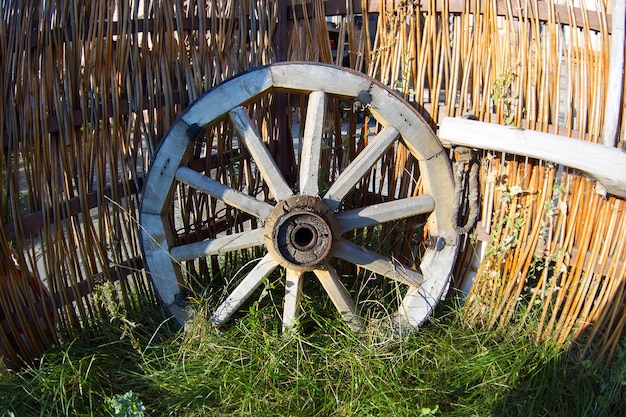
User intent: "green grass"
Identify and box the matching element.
[1,297,625,417]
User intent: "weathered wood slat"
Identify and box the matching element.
[438,117,626,199]
[3,178,141,240]
[282,269,304,331]
[397,245,458,327]
[323,126,399,210]
[210,254,279,325]
[290,0,612,33]
[336,195,434,233]
[314,266,362,330]
[175,166,273,219]
[299,91,327,196]
[334,239,424,288]
[182,69,274,127]
[229,106,294,201]
[141,120,191,215]
[169,229,265,261]
[140,213,183,306]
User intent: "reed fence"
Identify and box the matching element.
[1,0,624,369]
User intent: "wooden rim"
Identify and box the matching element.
[140,62,458,332]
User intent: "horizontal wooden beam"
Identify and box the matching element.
[0,256,145,338]
[291,0,611,33]
[438,117,626,199]
[2,178,142,241]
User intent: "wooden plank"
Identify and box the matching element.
[141,119,191,215]
[418,151,457,243]
[314,266,363,330]
[438,117,626,199]
[3,178,142,241]
[175,166,273,219]
[270,63,371,96]
[333,239,424,287]
[602,0,625,147]
[140,213,184,306]
[181,68,273,127]
[323,126,399,210]
[396,245,458,328]
[299,91,327,196]
[282,269,304,331]
[336,195,434,233]
[210,254,279,325]
[169,229,265,261]
[46,91,183,133]
[229,107,294,201]
[289,0,611,33]
[368,86,444,160]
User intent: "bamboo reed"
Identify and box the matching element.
[1,0,624,368]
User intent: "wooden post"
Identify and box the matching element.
[439,117,626,199]
[272,0,295,186]
[602,0,625,147]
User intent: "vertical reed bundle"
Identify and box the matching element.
[1,0,624,368]
[0,0,276,368]
[369,0,624,361]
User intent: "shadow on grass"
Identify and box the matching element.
[491,337,626,417]
[2,295,625,417]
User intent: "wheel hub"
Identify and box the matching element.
[265,196,340,271]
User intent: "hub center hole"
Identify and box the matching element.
[291,224,317,251]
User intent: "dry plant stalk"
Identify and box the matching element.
[370,0,624,361]
[1,0,624,368]
[0,0,276,368]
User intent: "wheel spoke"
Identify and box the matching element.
[323,126,400,210]
[211,254,279,326]
[170,229,265,261]
[299,91,327,196]
[334,239,423,287]
[176,166,273,219]
[314,266,363,330]
[282,268,304,332]
[229,106,293,201]
[336,195,434,233]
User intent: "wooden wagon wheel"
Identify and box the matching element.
[140,62,458,332]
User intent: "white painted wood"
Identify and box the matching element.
[314,266,363,330]
[270,63,371,97]
[367,90,443,161]
[181,67,274,127]
[140,213,184,305]
[323,126,400,210]
[175,166,273,219]
[269,63,443,161]
[141,120,191,215]
[229,107,294,201]
[282,268,304,332]
[602,0,625,147]
[299,91,327,196]
[170,228,265,261]
[336,195,435,233]
[210,253,279,326]
[334,239,424,287]
[395,245,458,328]
[418,152,458,243]
[439,117,626,199]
